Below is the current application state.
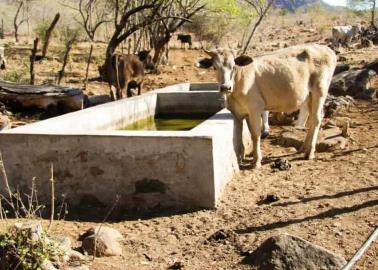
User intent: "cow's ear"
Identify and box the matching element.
[235,55,253,66]
[195,58,213,69]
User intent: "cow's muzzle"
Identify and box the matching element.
[220,85,231,93]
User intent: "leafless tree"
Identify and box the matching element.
[57,27,80,85]
[241,0,274,54]
[148,0,204,71]
[69,0,113,90]
[12,0,32,43]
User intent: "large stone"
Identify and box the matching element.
[247,234,347,270]
[278,126,347,152]
[324,95,354,118]
[329,68,377,97]
[13,222,43,242]
[80,226,123,257]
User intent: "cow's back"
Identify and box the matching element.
[240,44,336,112]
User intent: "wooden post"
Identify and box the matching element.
[57,38,75,85]
[30,38,39,85]
[0,19,4,39]
[84,43,94,91]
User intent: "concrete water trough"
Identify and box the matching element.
[0,83,251,210]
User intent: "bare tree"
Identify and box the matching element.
[148,0,204,71]
[348,0,377,28]
[57,27,80,85]
[69,0,112,90]
[12,0,32,43]
[241,0,274,55]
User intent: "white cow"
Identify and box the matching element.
[202,44,337,168]
[332,25,362,47]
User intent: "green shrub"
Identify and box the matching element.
[0,227,58,270]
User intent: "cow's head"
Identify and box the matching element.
[201,48,253,93]
[137,50,155,70]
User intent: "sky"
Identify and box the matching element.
[323,0,347,6]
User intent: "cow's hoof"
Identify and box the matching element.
[304,152,315,160]
[253,162,262,169]
[261,131,269,139]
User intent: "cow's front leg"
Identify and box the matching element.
[233,117,245,164]
[137,82,143,96]
[247,112,263,169]
[110,85,117,101]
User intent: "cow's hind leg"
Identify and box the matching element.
[247,110,263,169]
[261,111,270,139]
[303,71,331,159]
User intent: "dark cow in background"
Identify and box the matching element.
[137,50,155,70]
[177,34,192,49]
[99,51,154,100]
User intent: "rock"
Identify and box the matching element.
[334,63,350,75]
[168,261,184,269]
[80,226,123,257]
[365,59,378,73]
[84,94,112,107]
[359,37,374,48]
[14,222,43,242]
[324,95,354,118]
[269,112,297,125]
[271,158,291,171]
[355,88,377,100]
[278,126,347,152]
[0,114,10,131]
[41,260,58,270]
[247,234,347,270]
[67,266,90,270]
[257,194,280,205]
[329,68,377,97]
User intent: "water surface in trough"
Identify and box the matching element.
[120,114,213,131]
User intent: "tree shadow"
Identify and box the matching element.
[273,186,378,207]
[332,144,378,157]
[234,199,378,235]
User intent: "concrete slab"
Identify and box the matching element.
[0,83,251,209]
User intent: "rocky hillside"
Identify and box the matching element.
[273,0,327,11]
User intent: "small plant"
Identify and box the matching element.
[0,226,58,270]
[1,68,29,84]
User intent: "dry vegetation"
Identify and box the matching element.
[0,1,377,269]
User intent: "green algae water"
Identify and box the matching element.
[120,114,212,131]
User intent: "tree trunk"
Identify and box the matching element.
[0,19,4,39]
[13,1,23,43]
[30,38,39,85]
[83,42,94,91]
[372,0,376,27]
[42,13,60,58]
[57,39,75,85]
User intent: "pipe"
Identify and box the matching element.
[342,227,378,270]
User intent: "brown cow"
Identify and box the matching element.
[99,54,145,100]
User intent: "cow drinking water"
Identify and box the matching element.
[200,44,337,168]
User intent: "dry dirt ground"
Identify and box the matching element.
[0,14,377,270]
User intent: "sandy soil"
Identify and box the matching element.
[0,12,377,270]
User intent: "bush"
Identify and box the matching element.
[1,68,29,83]
[0,226,58,270]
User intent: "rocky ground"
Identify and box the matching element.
[0,12,377,270]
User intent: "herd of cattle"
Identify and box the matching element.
[331,23,378,47]
[0,24,375,167]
